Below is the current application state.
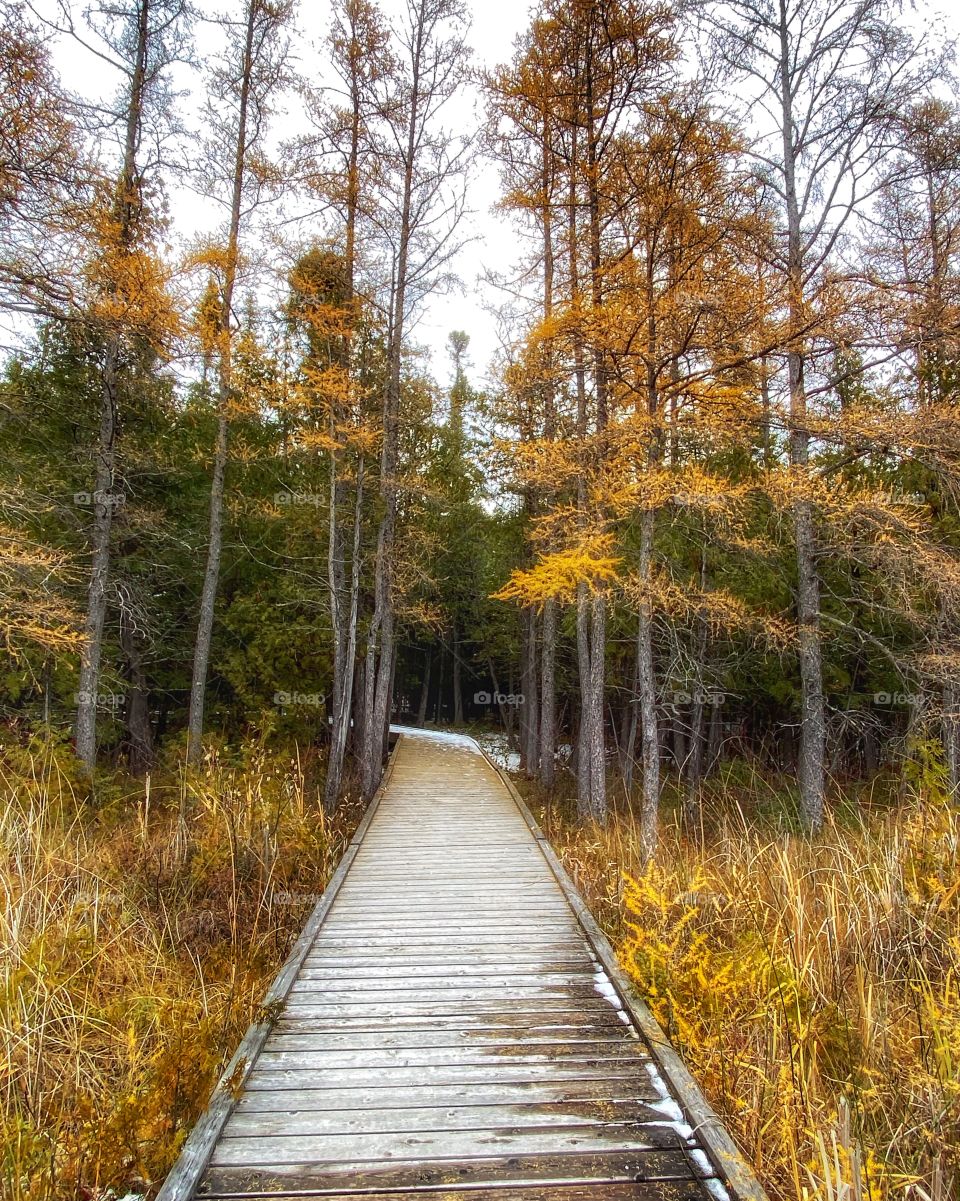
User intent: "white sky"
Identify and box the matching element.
[29,0,960,392]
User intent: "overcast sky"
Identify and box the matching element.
[32,0,960,393]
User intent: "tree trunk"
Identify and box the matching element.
[576,584,592,812]
[520,607,539,774]
[588,591,606,820]
[75,356,117,770]
[119,595,153,776]
[324,456,364,811]
[707,695,722,772]
[74,0,150,771]
[452,623,464,725]
[636,509,659,860]
[684,559,708,835]
[779,2,826,832]
[539,597,557,789]
[188,413,228,761]
[417,648,431,726]
[187,0,257,764]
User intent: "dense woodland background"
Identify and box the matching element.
[2,0,960,1198]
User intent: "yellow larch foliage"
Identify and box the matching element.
[493,537,622,604]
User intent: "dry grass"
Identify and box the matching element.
[0,730,360,1201]
[526,752,960,1201]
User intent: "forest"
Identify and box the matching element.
[1,0,959,1197]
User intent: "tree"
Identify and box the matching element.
[698,0,935,831]
[304,0,393,809]
[359,0,472,797]
[187,0,294,764]
[72,0,186,771]
[0,4,84,318]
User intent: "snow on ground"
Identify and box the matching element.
[472,730,521,772]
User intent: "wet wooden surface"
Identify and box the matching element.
[170,728,755,1201]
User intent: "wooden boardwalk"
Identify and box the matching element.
[159,728,767,1201]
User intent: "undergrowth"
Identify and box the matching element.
[526,751,960,1201]
[0,730,359,1201]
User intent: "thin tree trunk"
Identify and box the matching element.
[119,595,153,776]
[576,584,592,813]
[75,363,117,769]
[539,597,557,789]
[779,1,826,832]
[636,509,659,860]
[684,553,709,835]
[74,0,150,771]
[452,623,464,725]
[188,0,257,764]
[324,457,364,811]
[707,695,722,772]
[623,644,640,794]
[520,607,539,774]
[417,648,431,726]
[588,591,606,820]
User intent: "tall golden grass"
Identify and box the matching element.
[3,728,957,1201]
[529,749,959,1201]
[0,732,359,1201]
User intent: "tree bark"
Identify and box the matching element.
[452,622,464,725]
[75,363,117,770]
[119,594,153,776]
[539,597,557,789]
[324,456,364,811]
[417,648,431,726]
[636,509,659,860]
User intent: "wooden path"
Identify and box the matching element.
[159,728,767,1201]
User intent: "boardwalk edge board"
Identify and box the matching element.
[155,736,406,1201]
[471,738,770,1201]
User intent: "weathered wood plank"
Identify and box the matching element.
[208,1128,693,1169]
[242,1065,652,1089]
[196,1183,703,1201]
[200,1148,703,1193]
[223,1100,672,1137]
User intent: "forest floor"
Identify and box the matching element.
[1,728,958,1201]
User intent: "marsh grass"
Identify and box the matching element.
[524,755,960,1201]
[0,730,360,1201]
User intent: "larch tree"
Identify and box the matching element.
[70,0,187,772]
[359,0,472,798]
[490,0,677,822]
[871,98,960,793]
[305,0,393,810]
[187,0,294,764]
[699,0,935,832]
